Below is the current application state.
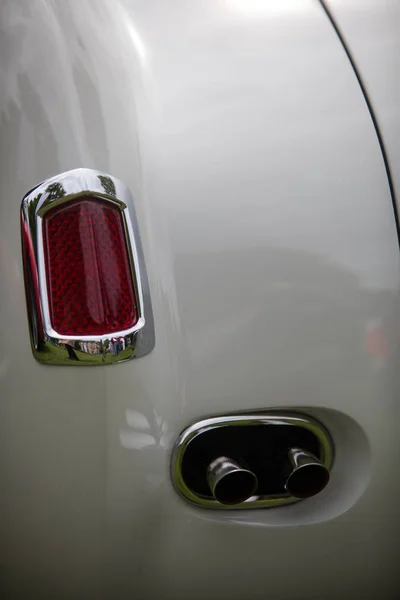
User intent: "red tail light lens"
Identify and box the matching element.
[42,196,138,336]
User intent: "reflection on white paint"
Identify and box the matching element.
[120,430,155,450]
[225,0,310,17]
[120,408,173,451]
[126,408,151,430]
[125,18,147,64]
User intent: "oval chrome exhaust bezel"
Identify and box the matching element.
[171,412,334,510]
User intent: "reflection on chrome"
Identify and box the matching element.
[207,456,258,505]
[284,448,330,499]
[43,332,136,363]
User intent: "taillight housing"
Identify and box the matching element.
[21,169,154,365]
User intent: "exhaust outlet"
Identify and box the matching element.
[284,448,330,498]
[207,456,258,505]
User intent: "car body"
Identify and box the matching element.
[0,1,399,598]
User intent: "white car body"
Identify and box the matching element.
[0,1,399,598]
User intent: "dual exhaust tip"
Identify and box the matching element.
[207,449,330,506]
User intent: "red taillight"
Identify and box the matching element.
[42,196,138,336]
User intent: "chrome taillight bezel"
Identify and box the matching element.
[21,168,154,365]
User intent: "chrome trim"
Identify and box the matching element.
[284,448,330,499]
[171,412,334,510]
[207,456,258,505]
[21,168,155,365]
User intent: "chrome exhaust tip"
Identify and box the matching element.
[284,448,330,499]
[207,456,258,505]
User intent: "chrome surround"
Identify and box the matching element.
[21,168,155,365]
[171,412,334,510]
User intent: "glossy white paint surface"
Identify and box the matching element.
[325,0,400,211]
[0,0,399,598]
